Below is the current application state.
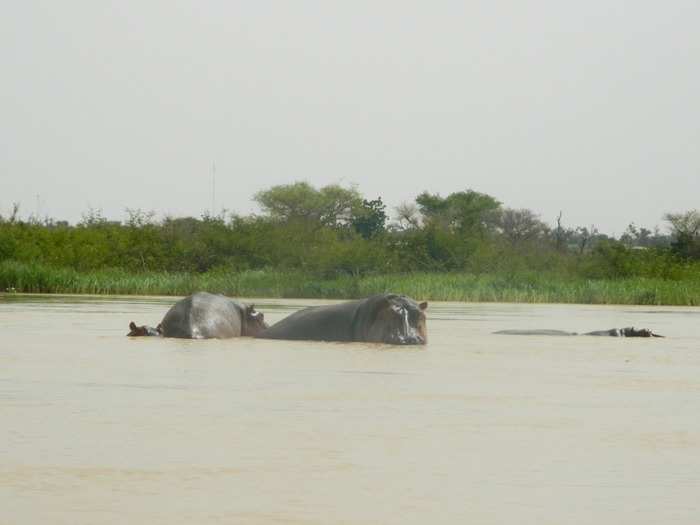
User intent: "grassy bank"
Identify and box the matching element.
[1,260,699,305]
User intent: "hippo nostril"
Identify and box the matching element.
[397,334,423,345]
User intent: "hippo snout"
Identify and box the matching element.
[406,334,425,345]
[390,333,425,345]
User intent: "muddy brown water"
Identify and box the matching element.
[2,294,700,524]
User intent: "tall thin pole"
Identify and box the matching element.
[211,162,216,216]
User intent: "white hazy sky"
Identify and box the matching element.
[1,1,698,234]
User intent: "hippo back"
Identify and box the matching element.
[257,294,427,344]
[160,292,245,339]
[494,329,578,336]
[495,327,662,337]
[257,300,364,342]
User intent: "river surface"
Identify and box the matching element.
[2,294,700,524]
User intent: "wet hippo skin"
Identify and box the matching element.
[127,292,268,339]
[257,293,428,345]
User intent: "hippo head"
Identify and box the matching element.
[127,321,161,337]
[367,295,428,345]
[621,327,664,338]
[243,304,268,337]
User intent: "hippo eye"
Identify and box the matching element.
[390,304,405,316]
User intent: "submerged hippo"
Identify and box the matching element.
[128,292,268,339]
[494,327,663,337]
[257,293,428,345]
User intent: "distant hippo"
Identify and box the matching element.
[128,292,268,339]
[494,327,663,337]
[257,293,428,345]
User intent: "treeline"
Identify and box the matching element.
[1,182,699,283]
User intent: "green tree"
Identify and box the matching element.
[351,198,387,239]
[620,223,669,249]
[497,208,549,247]
[416,190,500,235]
[254,182,362,228]
[665,210,700,259]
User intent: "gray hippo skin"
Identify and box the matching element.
[257,293,428,345]
[128,292,268,339]
[494,327,663,337]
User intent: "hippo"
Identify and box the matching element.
[494,327,663,337]
[257,293,428,345]
[127,292,268,339]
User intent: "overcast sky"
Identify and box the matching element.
[1,1,698,234]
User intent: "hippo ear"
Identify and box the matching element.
[246,305,261,318]
[419,301,428,311]
[128,321,141,336]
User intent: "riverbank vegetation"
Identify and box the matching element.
[1,183,699,304]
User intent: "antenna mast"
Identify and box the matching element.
[211,161,216,216]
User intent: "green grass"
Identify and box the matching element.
[1,260,699,305]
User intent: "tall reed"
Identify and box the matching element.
[1,261,698,305]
